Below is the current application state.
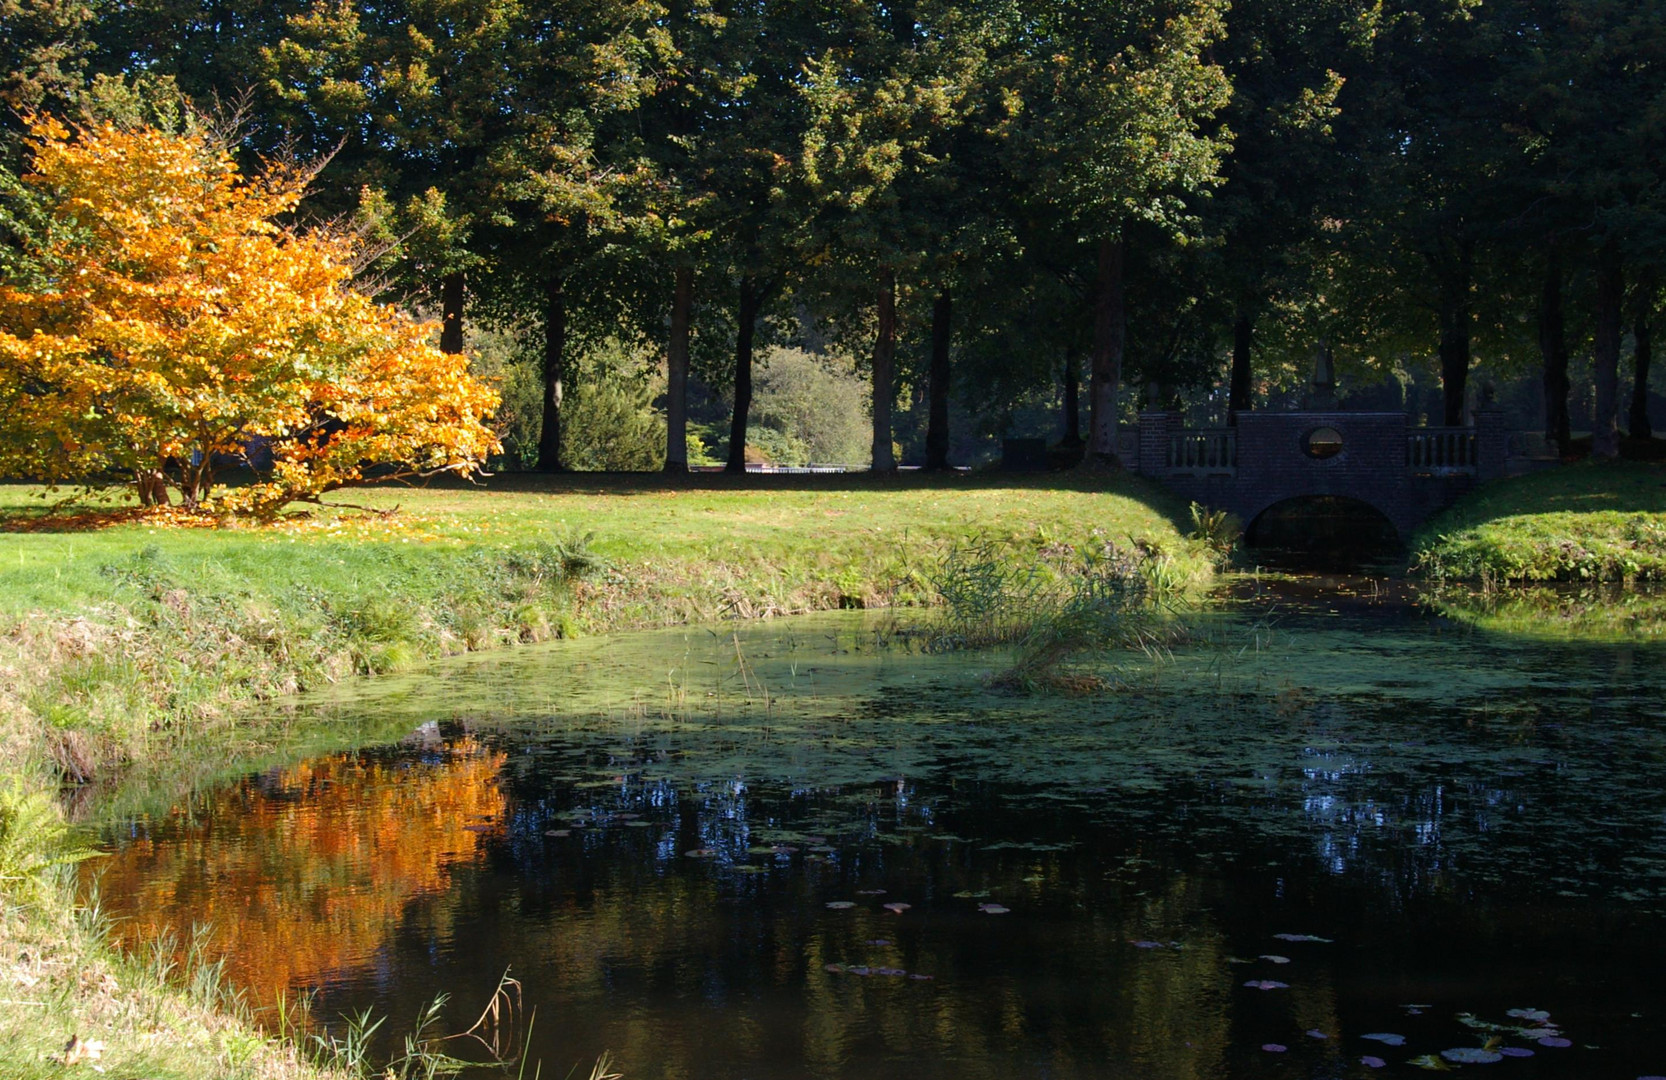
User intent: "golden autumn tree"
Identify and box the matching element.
[0,117,499,518]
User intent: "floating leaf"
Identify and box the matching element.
[1243,980,1288,990]
[953,890,990,899]
[1497,1048,1534,1058]
[1537,1037,1572,1048]
[825,900,856,910]
[1132,940,1165,949]
[1306,1029,1329,1040]
[1506,1009,1550,1022]
[1260,954,1291,964]
[1441,1048,1503,1064]
[824,963,848,974]
[865,939,893,947]
[1407,1054,1454,1071]
[876,967,907,976]
[1273,933,1332,943]
[684,848,716,858]
[978,903,1010,915]
[857,889,886,895]
[882,903,911,914]
[1262,1044,1287,1053]
[1360,1056,1387,1069]
[908,973,935,981]
[1362,1034,1407,1047]
[544,829,570,837]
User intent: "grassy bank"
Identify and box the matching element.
[1,471,1208,782]
[0,471,1206,1080]
[1410,461,1666,581]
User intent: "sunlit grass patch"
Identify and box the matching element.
[1412,462,1666,582]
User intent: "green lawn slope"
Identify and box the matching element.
[1410,461,1666,581]
[0,471,1206,782]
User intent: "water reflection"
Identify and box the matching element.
[89,601,1666,1079]
[94,739,506,1003]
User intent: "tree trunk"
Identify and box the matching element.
[725,276,766,474]
[924,289,952,470]
[1593,238,1623,460]
[1061,351,1081,447]
[1229,308,1253,414]
[537,275,565,472]
[665,265,693,473]
[1540,250,1571,454]
[1632,310,1653,441]
[439,271,465,355]
[1088,234,1126,462]
[135,468,169,507]
[1437,243,1472,427]
[870,269,897,473]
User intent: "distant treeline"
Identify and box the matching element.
[2,0,1660,469]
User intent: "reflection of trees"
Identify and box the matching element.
[435,818,1238,1080]
[91,739,507,1005]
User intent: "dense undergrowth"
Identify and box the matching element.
[1411,461,1666,582]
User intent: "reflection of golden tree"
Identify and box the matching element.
[92,739,507,1005]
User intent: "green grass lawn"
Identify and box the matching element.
[1411,460,1666,580]
[0,470,1208,781]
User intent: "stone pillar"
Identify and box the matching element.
[1137,411,1172,476]
[1473,406,1507,481]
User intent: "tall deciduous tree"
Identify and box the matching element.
[999,0,1232,463]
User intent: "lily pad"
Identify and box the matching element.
[1243,980,1288,990]
[857,889,887,895]
[882,902,911,914]
[1441,1048,1503,1064]
[1362,1033,1406,1047]
[1259,954,1291,964]
[1132,940,1165,949]
[1537,1036,1572,1048]
[977,903,1010,915]
[864,939,893,947]
[1262,1044,1287,1053]
[1497,1047,1534,1058]
[825,900,857,910]
[1305,1029,1329,1040]
[1360,1056,1387,1069]
[544,829,570,837]
[683,848,717,858]
[1273,933,1332,943]
[1506,1008,1551,1022]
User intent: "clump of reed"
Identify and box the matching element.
[929,535,1190,694]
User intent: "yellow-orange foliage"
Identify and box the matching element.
[92,739,509,1006]
[0,117,499,517]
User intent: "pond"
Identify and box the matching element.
[88,581,1666,1079]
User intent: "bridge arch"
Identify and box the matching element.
[1242,494,1404,553]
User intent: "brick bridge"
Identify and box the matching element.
[1125,408,1512,542]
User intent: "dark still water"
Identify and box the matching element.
[90,586,1666,1079]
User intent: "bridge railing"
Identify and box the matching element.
[1406,427,1477,472]
[1166,428,1237,474]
